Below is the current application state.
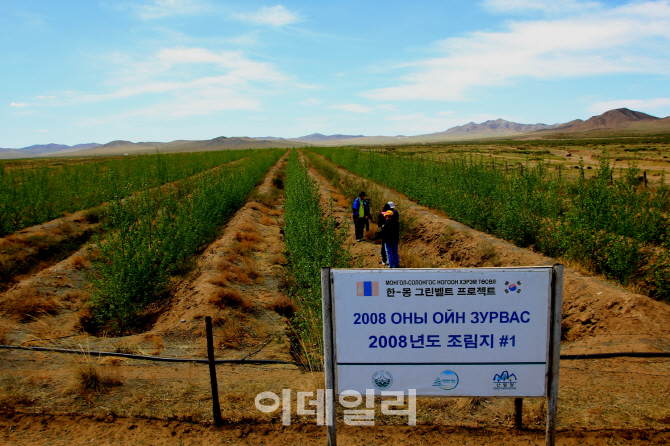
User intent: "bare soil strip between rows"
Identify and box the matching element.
[1,151,669,445]
[299,149,670,433]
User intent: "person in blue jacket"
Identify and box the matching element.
[352,191,370,242]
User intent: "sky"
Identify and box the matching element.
[2,0,670,148]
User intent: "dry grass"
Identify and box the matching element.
[70,254,90,270]
[212,310,267,349]
[261,214,277,226]
[209,288,254,312]
[438,226,458,246]
[332,192,350,209]
[208,273,229,287]
[73,357,122,393]
[114,339,140,354]
[266,294,296,318]
[399,244,438,268]
[2,289,60,322]
[240,257,264,284]
[268,208,282,217]
[0,376,36,408]
[228,267,252,284]
[151,335,164,355]
[247,189,281,208]
[230,240,260,256]
[364,222,379,241]
[60,289,90,307]
[269,253,287,265]
[477,240,500,266]
[0,324,9,344]
[248,202,270,214]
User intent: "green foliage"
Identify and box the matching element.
[309,147,670,301]
[0,150,256,237]
[87,150,283,331]
[282,151,350,363]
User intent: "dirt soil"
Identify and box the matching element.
[1,152,670,445]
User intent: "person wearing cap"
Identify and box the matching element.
[352,191,371,242]
[379,208,400,268]
[377,202,399,265]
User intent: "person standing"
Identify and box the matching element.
[377,203,391,265]
[380,209,400,268]
[352,191,370,242]
[377,201,399,265]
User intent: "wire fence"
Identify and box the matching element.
[2,343,669,364]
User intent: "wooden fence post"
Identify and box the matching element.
[206,316,223,427]
[514,398,523,430]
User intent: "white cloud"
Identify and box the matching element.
[589,98,670,114]
[301,97,321,106]
[232,5,299,26]
[377,104,397,111]
[70,46,292,122]
[364,1,670,102]
[38,129,49,133]
[85,47,287,102]
[331,103,373,113]
[10,102,27,107]
[136,0,210,20]
[482,0,601,15]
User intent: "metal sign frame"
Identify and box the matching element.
[321,265,563,446]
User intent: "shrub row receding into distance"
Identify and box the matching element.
[309,147,670,301]
[282,150,349,365]
[88,149,284,331]
[0,150,258,237]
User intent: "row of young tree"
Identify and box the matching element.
[87,150,284,330]
[309,147,670,301]
[0,150,258,237]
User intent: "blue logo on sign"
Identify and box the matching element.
[433,370,459,390]
[493,371,517,390]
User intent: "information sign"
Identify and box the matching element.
[329,267,554,397]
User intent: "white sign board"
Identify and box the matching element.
[329,267,553,397]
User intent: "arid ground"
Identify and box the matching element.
[1,151,670,445]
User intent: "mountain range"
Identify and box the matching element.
[1,108,668,159]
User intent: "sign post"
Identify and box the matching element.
[321,265,562,445]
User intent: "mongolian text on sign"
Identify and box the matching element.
[331,267,553,397]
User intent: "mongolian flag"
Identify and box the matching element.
[356,281,379,296]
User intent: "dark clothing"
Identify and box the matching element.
[352,197,371,240]
[379,215,400,245]
[377,208,398,263]
[354,218,367,240]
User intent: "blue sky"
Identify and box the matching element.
[2,0,670,148]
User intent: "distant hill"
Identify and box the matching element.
[552,108,660,132]
[0,142,101,158]
[293,133,364,143]
[56,136,306,157]
[3,108,669,159]
[440,119,560,136]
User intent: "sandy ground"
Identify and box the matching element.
[1,151,669,445]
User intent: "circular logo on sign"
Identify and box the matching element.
[371,370,393,390]
[433,370,459,390]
